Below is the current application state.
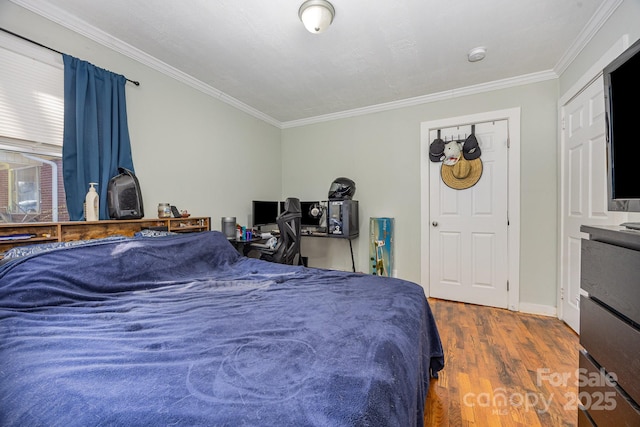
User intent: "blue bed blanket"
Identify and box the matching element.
[0,231,444,426]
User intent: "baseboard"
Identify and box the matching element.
[518,303,558,317]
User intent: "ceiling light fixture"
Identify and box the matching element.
[467,47,486,62]
[299,0,335,34]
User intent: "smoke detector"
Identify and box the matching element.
[467,47,486,62]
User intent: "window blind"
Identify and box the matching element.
[0,32,64,149]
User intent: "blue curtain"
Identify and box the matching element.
[62,54,135,220]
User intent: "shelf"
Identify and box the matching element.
[0,217,211,258]
[171,226,208,231]
[6,236,58,243]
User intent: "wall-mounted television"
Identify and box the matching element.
[604,37,640,213]
[252,200,279,227]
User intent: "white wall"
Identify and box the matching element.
[559,0,640,99]
[4,0,640,311]
[559,0,640,229]
[282,80,559,308]
[283,0,640,311]
[0,1,283,229]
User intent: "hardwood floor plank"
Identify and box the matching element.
[458,373,477,423]
[425,298,580,427]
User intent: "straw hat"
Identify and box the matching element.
[441,156,483,190]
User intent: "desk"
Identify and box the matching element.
[302,231,358,272]
[228,236,264,255]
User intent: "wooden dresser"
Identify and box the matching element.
[0,217,210,258]
[579,225,640,426]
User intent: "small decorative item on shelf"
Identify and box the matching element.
[180,210,190,218]
[158,203,171,218]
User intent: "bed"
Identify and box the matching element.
[0,230,444,426]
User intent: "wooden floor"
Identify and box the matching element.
[424,298,580,426]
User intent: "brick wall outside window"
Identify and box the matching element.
[0,158,69,223]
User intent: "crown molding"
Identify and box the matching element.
[553,0,623,75]
[281,70,557,128]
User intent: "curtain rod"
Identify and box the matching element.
[0,27,140,86]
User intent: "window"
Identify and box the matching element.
[0,31,67,223]
[0,150,68,223]
[12,165,40,214]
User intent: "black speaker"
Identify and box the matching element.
[108,168,144,219]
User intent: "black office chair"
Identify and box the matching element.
[259,197,303,265]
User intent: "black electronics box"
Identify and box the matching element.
[328,200,359,237]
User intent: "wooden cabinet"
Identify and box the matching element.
[579,225,640,426]
[0,217,210,257]
[166,217,210,233]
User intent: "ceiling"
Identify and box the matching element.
[12,0,614,127]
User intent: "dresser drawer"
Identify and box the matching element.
[580,296,640,404]
[579,350,640,426]
[581,238,640,324]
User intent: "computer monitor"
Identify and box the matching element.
[300,201,321,227]
[252,200,279,227]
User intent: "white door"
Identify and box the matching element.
[559,77,625,333]
[428,120,509,308]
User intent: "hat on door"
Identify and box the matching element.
[429,138,446,162]
[462,134,482,160]
[440,156,483,190]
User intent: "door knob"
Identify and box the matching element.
[432,221,438,227]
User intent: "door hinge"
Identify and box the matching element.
[506,280,509,291]
[507,136,511,148]
[560,287,564,300]
[561,118,566,131]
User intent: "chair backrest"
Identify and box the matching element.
[271,197,302,265]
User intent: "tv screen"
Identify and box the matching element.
[252,200,279,227]
[604,38,640,212]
